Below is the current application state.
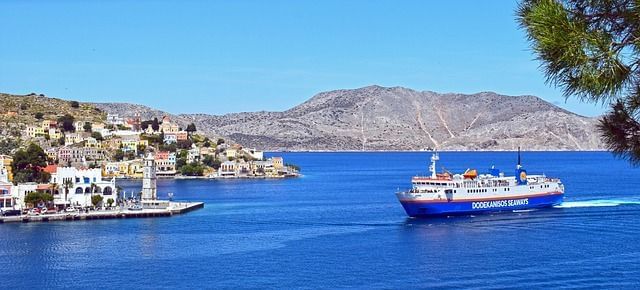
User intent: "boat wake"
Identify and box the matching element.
[555,199,640,208]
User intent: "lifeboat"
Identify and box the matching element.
[463,168,478,179]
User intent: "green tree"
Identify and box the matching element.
[57,114,75,132]
[186,123,197,134]
[203,155,221,169]
[20,103,28,110]
[152,117,160,131]
[141,120,152,130]
[106,198,115,207]
[34,112,44,119]
[137,143,147,154]
[24,192,53,207]
[63,178,73,209]
[518,0,640,164]
[0,138,19,155]
[180,162,205,176]
[70,101,80,108]
[177,140,193,149]
[176,157,187,170]
[91,195,103,208]
[83,122,92,132]
[12,143,50,184]
[217,138,225,145]
[113,149,125,161]
[91,131,104,141]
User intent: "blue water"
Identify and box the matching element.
[2,152,640,289]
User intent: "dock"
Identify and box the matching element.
[0,202,204,224]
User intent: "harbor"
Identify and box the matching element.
[0,201,203,223]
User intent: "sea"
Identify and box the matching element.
[1,151,640,289]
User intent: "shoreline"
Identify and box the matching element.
[114,174,302,180]
[0,202,204,224]
[265,149,609,153]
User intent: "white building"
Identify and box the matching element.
[50,167,117,208]
[0,166,16,211]
[187,144,200,163]
[163,133,177,144]
[246,149,264,160]
[106,114,125,126]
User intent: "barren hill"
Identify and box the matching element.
[92,85,604,151]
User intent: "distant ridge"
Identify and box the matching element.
[90,85,603,151]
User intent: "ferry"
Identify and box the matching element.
[396,150,564,217]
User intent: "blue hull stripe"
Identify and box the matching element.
[399,193,564,217]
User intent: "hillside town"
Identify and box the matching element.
[0,98,299,213]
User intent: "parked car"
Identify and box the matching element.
[1,209,21,216]
[64,207,78,213]
[28,208,41,215]
[128,204,143,211]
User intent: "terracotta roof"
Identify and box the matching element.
[43,164,58,174]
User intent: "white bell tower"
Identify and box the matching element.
[141,153,157,200]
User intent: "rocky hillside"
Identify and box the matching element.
[92,86,604,151]
[0,93,105,136]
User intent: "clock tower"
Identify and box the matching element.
[141,153,157,200]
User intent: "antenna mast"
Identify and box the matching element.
[429,151,439,178]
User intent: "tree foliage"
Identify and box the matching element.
[24,191,53,207]
[113,149,125,161]
[57,114,76,132]
[12,143,50,184]
[91,195,103,207]
[0,138,20,155]
[186,123,197,133]
[518,0,640,164]
[70,101,80,108]
[91,131,104,141]
[83,122,92,132]
[152,117,160,131]
[180,162,205,176]
[34,112,44,120]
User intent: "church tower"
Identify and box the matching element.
[141,153,157,200]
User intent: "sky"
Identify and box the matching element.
[0,0,608,117]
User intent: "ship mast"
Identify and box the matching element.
[429,151,439,178]
[517,146,522,169]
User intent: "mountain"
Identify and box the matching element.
[92,85,604,151]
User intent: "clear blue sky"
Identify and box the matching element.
[0,0,606,116]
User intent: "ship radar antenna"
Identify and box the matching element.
[429,151,439,178]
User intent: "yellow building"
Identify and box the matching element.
[26,126,45,138]
[0,155,13,181]
[45,149,58,161]
[272,157,284,169]
[48,128,62,140]
[84,137,102,149]
[128,160,144,178]
[225,148,238,159]
[41,120,54,130]
[65,133,83,145]
[118,162,129,176]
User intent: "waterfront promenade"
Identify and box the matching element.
[0,201,204,223]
